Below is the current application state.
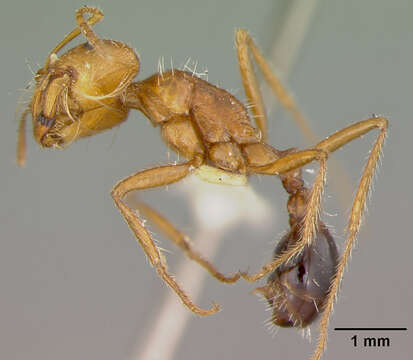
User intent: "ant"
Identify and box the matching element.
[17,7,388,360]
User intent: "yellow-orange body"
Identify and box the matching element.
[28,28,280,173]
[17,7,388,360]
[125,70,280,173]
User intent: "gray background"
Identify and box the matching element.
[1,0,411,359]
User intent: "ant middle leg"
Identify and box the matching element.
[125,198,241,284]
[235,29,317,144]
[235,29,354,208]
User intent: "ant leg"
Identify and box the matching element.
[235,30,268,140]
[312,117,388,360]
[243,116,387,360]
[235,29,354,208]
[235,29,316,144]
[44,7,103,71]
[127,199,241,283]
[111,156,219,316]
[243,148,328,282]
[243,117,387,284]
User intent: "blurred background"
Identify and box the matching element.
[1,0,411,359]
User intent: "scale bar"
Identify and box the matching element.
[334,328,407,331]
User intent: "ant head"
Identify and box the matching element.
[31,39,140,149]
[17,7,140,165]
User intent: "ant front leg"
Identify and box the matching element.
[111,154,242,316]
[111,155,219,316]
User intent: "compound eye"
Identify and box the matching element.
[33,113,57,147]
[257,224,339,328]
[37,114,56,128]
